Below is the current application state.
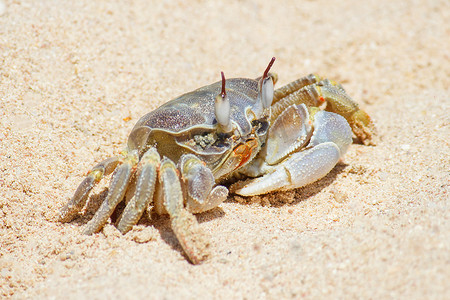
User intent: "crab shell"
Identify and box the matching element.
[127,77,268,180]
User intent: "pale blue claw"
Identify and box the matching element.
[235,110,352,196]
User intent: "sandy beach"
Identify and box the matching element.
[0,0,449,298]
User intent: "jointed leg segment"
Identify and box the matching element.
[59,156,120,223]
[83,150,139,235]
[159,158,210,264]
[271,74,376,145]
[116,148,160,234]
[272,73,320,103]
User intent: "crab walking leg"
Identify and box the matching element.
[273,74,320,103]
[235,111,352,196]
[59,156,120,222]
[271,80,375,145]
[318,83,376,145]
[159,158,210,264]
[179,154,228,214]
[270,83,323,122]
[83,150,139,235]
[116,148,160,234]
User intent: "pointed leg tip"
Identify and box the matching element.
[116,221,133,235]
[58,204,78,223]
[188,250,210,265]
[82,217,104,235]
[171,210,211,264]
[349,109,377,146]
[81,225,95,236]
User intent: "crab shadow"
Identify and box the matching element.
[230,163,348,208]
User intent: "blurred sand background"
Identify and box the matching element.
[0,0,449,298]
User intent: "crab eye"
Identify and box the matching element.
[259,57,276,109]
[261,76,274,109]
[215,71,232,132]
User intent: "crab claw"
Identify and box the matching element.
[234,110,352,196]
[215,71,233,133]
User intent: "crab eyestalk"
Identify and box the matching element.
[255,57,276,116]
[215,71,233,133]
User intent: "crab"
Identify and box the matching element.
[59,57,375,264]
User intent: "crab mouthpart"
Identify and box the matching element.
[233,138,259,169]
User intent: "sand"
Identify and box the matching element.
[0,0,449,298]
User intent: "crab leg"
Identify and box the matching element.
[271,82,323,122]
[159,158,209,264]
[116,148,160,234]
[59,156,120,222]
[272,79,375,145]
[272,73,320,103]
[318,82,376,145]
[83,150,139,235]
